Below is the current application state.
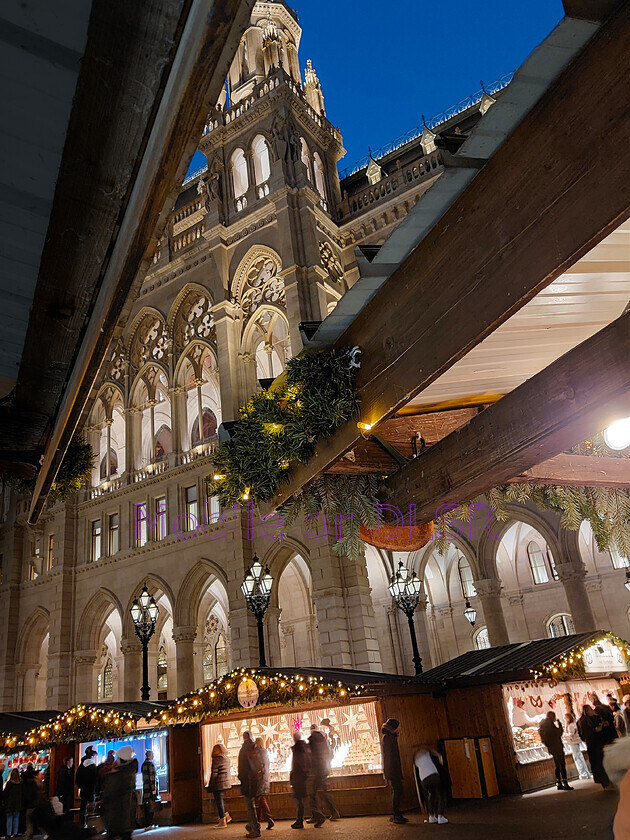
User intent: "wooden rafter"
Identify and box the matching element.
[264,4,630,513]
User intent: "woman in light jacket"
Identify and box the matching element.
[207,744,232,828]
[564,713,590,779]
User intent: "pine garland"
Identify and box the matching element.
[151,668,366,725]
[11,436,94,502]
[208,348,361,506]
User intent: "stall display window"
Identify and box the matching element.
[81,730,169,795]
[202,702,382,785]
[0,750,50,782]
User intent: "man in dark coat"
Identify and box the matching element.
[54,757,74,814]
[238,732,261,839]
[141,750,157,829]
[539,711,573,791]
[381,718,408,824]
[75,746,98,828]
[290,732,310,829]
[308,724,339,827]
[102,746,138,840]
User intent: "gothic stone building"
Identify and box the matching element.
[0,0,628,712]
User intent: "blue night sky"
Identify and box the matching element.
[188,0,565,177]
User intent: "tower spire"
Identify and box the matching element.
[304,59,326,116]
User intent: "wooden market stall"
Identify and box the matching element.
[417,631,630,793]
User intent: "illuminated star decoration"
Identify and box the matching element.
[342,710,359,730]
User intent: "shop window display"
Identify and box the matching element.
[202,702,382,784]
[504,677,621,764]
[81,730,169,795]
[0,750,50,782]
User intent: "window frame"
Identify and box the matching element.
[90,520,102,563]
[527,541,550,585]
[108,513,119,555]
[547,613,575,638]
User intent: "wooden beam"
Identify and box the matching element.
[264,5,630,513]
[508,453,630,488]
[563,0,624,21]
[19,0,253,520]
[381,310,630,524]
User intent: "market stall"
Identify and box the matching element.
[419,631,630,793]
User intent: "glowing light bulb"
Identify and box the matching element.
[357,421,372,432]
[604,417,630,451]
[213,474,225,481]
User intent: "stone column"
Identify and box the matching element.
[121,638,142,701]
[555,563,597,632]
[173,627,197,696]
[74,653,97,703]
[264,606,283,668]
[47,507,77,708]
[311,537,353,668]
[342,548,382,672]
[414,595,433,672]
[475,578,510,646]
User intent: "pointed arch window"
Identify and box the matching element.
[457,556,476,599]
[231,148,249,199]
[300,138,311,181]
[313,152,326,199]
[215,634,228,678]
[191,408,217,446]
[252,135,271,186]
[157,645,168,691]
[98,657,113,700]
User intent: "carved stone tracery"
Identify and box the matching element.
[172,290,216,355]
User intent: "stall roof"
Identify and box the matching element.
[0,711,61,739]
[89,701,168,719]
[417,632,615,686]
[257,666,410,685]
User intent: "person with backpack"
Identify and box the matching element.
[238,732,261,839]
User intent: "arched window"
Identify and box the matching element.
[215,634,228,677]
[252,135,271,186]
[99,448,118,480]
[154,425,172,461]
[231,148,248,198]
[191,408,218,447]
[474,627,491,650]
[98,658,113,700]
[157,645,168,691]
[313,152,326,199]
[611,548,630,569]
[300,138,311,181]
[547,614,575,638]
[457,556,476,599]
[528,541,551,585]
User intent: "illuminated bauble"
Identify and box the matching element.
[360,520,433,551]
[237,678,260,709]
[604,417,630,451]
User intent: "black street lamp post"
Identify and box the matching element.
[389,561,424,675]
[241,556,274,667]
[130,583,159,701]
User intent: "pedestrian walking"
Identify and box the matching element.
[238,732,261,839]
[612,702,628,738]
[206,743,232,828]
[254,738,274,830]
[381,718,407,825]
[539,711,573,791]
[23,767,46,840]
[290,732,310,830]
[54,756,74,814]
[308,723,339,827]
[564,713,590,779]
[592,694,618,745]
[76,746,98,828]
[4,769,23,838]
[141,750,157,830]
[413,747,449,825]
[578,704,612,788]
[101,746,139,840]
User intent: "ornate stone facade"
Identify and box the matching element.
[0,1,628,713]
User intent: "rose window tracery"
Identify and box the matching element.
[173,291,216,354]
[129,313,170,371]
[238,255,285,320]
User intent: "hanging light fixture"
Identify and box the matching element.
[464,599,477,626]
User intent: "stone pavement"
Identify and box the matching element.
[141,779,619,840]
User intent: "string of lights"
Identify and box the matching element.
[530,633,630,681]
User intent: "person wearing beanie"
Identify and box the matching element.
[102,747,138,840]
[381,719,407,824]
